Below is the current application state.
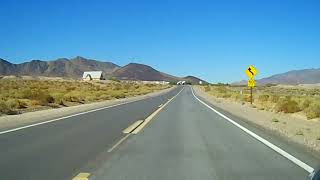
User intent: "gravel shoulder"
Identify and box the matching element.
[193,86,320,153]
[0,87,176,131]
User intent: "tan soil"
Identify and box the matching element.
[193,86,320,152]
[0,87,175,131]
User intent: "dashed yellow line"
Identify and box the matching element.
[122,120,144,134]
[72,87,185,179]
[72,172,90,180]
[107,134,131,152]
[131,87,184,134]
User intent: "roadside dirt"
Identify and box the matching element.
[0,87,176,131]
[193,86,320,152]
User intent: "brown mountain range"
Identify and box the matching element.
[232,68,320,85]
[0,57,207,84]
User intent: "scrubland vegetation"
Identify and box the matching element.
[0,79,170,115]
[201,84,320,119]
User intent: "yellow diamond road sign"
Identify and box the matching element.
[245,65,258,79]
[248,78,255,87]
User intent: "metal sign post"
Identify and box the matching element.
[245,65,258,104]
[250,87,253,104]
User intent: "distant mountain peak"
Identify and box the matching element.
[233,67,320,85]
[0,57,120,78]
[0,58,11,64]
[125,63,156,69]
[74,56,86,59]
[183,75,207,84]
[53,58,69,62]
[71,56,90,61]
[0,57,207,83]
[113,63,167,81]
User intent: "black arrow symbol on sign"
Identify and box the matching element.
[248,67,254,75]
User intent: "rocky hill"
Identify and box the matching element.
[232,68,320,85]
[0,56,119,78]
[0,57,207,84]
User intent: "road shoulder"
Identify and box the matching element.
[0,86,176,131]
[193,85,320,168]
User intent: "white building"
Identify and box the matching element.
[177,81,186,85]
[120,80,169,85]
[82,71,104,81]
[142,81,170,85]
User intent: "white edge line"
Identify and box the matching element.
[0,87,179,135]
[191,87,314,173]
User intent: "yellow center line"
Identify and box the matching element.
[72,87,185,179]
[131,87,184,134]
[107,134,131,153]
[122,120,144,134]
[72,172,90,180]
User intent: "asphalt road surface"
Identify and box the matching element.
[0,86,182,180]
[92,86,317,180]
[0,86,318,180]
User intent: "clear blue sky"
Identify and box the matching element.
[1,0,319,83]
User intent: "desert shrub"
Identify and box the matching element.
[232,94,241,101]
[48,103,60,108]
[296,130,304,136]
[134,85,140,89]
[271,118,279,122]
[19,89,33,98]
[275,99,300,113]
[71,95,84,103]
[242,95,251,102]
[46,95,55,104]
[222,93,232,98]
[110,91,126,99]
[63,91,85,103]
[123,84,131,90]
[269,95,280,103]
[4,99,26,109]
[300,99,312,110]
[100,94,111,100]
[112,84,122,91]
[84,95,99,102]
[30,100,41,106]
[5,99,20,109]
[304,103,320,119]
[258,94,269,102]
[17,100,27,108]
[216,86,227,93]
[0,100,9,112]
[0,100,18,115]
[204,86,211,92]
[35,91,54,105]
[66,86,77,91]
[50,93,64,104]
[0,79,170,114]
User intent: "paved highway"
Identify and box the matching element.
[0,86,318,180]
[91,86,317,180]
[0,86,182,180]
